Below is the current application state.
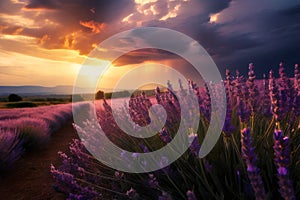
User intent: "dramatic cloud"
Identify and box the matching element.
[79,20,106,34]
[0,0,300,86]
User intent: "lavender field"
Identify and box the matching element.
[49,63,300,200]
[0,103,86,171]
[1,0,300,199]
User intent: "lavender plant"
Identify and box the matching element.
[0,102,85,171]
[51,63,300,199]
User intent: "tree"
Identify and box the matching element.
[95,90,104,100]
[8,94,22,102]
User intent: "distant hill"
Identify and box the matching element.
[0,85,92,96]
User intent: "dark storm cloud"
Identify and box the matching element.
[25,0,59,9]
[197,0,231,15]
[18,0,135,54]
[212,2,300,76]
[149,0,300,77]
[107,0,234,66]
[25,0,134,23]
[278,4,300,16]
[1,0,300,75]
[113,49,178,66]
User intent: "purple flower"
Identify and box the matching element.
[222,69,236,135]
[148,173,159,188]
[186,190,197,200]
[262,74,271,116]
[200,83,211,120]
[159,128,172,143]
[225,69,234,106]
[273,129,296,200]
[188,133,201,157]
[294,64,300,91]
[50,164,100,199]
[0,128,24,170]
[67,193,83,200]
[234,72,251,123]
[241,128,266,200]
[278,62,294,113]
[246,63,259,113]
[293,64,300,116]
[269,70,283,121]
[126,187,140,200]
[139,143,149,153]
[158,191,173,200]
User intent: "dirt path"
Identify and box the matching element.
[0,120,78,200]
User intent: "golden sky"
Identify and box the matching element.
[1,0,299,89]
[0,0,194,89]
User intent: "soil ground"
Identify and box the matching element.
[0,120,78,200]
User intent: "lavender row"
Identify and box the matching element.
[0,103,85,171]
[52,63,300,199]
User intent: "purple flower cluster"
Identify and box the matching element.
[158,191,173,200]
[129,93,152,126]
[51,164,100,200]
[50,62,300,199]
[186,190,197,200]
[188,132,201,157]
[126,187,140,200]
[0,128,24,171]
[246,63,259,113]
[273,129,296,200]
[158,128,172,143]
[262,74,272,116]
[0,102,86,171]
[234,72,251,123]
[241,128,266,200]
[50,139,102,199]
[269,70,282,121]
[293,64,300,116]
[223,69,236,136]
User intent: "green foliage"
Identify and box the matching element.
[105,90,131,99]
[6,101,37,108]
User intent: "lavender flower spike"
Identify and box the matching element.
[159,128,172,143]
[188,132,201,157]
[269,70,282,121]
[186,190,197,200]
[241,128,266,200]
[293,64,300,116]
[246,63,259,113]
[273,129,296,200]
[126,187,140,200]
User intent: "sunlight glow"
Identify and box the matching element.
[1,34,36,43]
[0,14,38,28]
[134,0,157,6]
[159,4,181,21]
[122,13,134,23]
[0,50,81,86]
[209,13,220,23]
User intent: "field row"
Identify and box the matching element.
[0,103,85,171]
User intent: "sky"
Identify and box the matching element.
[0,0,300,89]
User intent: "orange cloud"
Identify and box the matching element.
[0,25,9,32]
[79,20,106,33]
[12,27,23,35]
[63,32,80,49]
[38,34,50,45]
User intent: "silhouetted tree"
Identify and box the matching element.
[8,94,22,102]
[95,90,105,99]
